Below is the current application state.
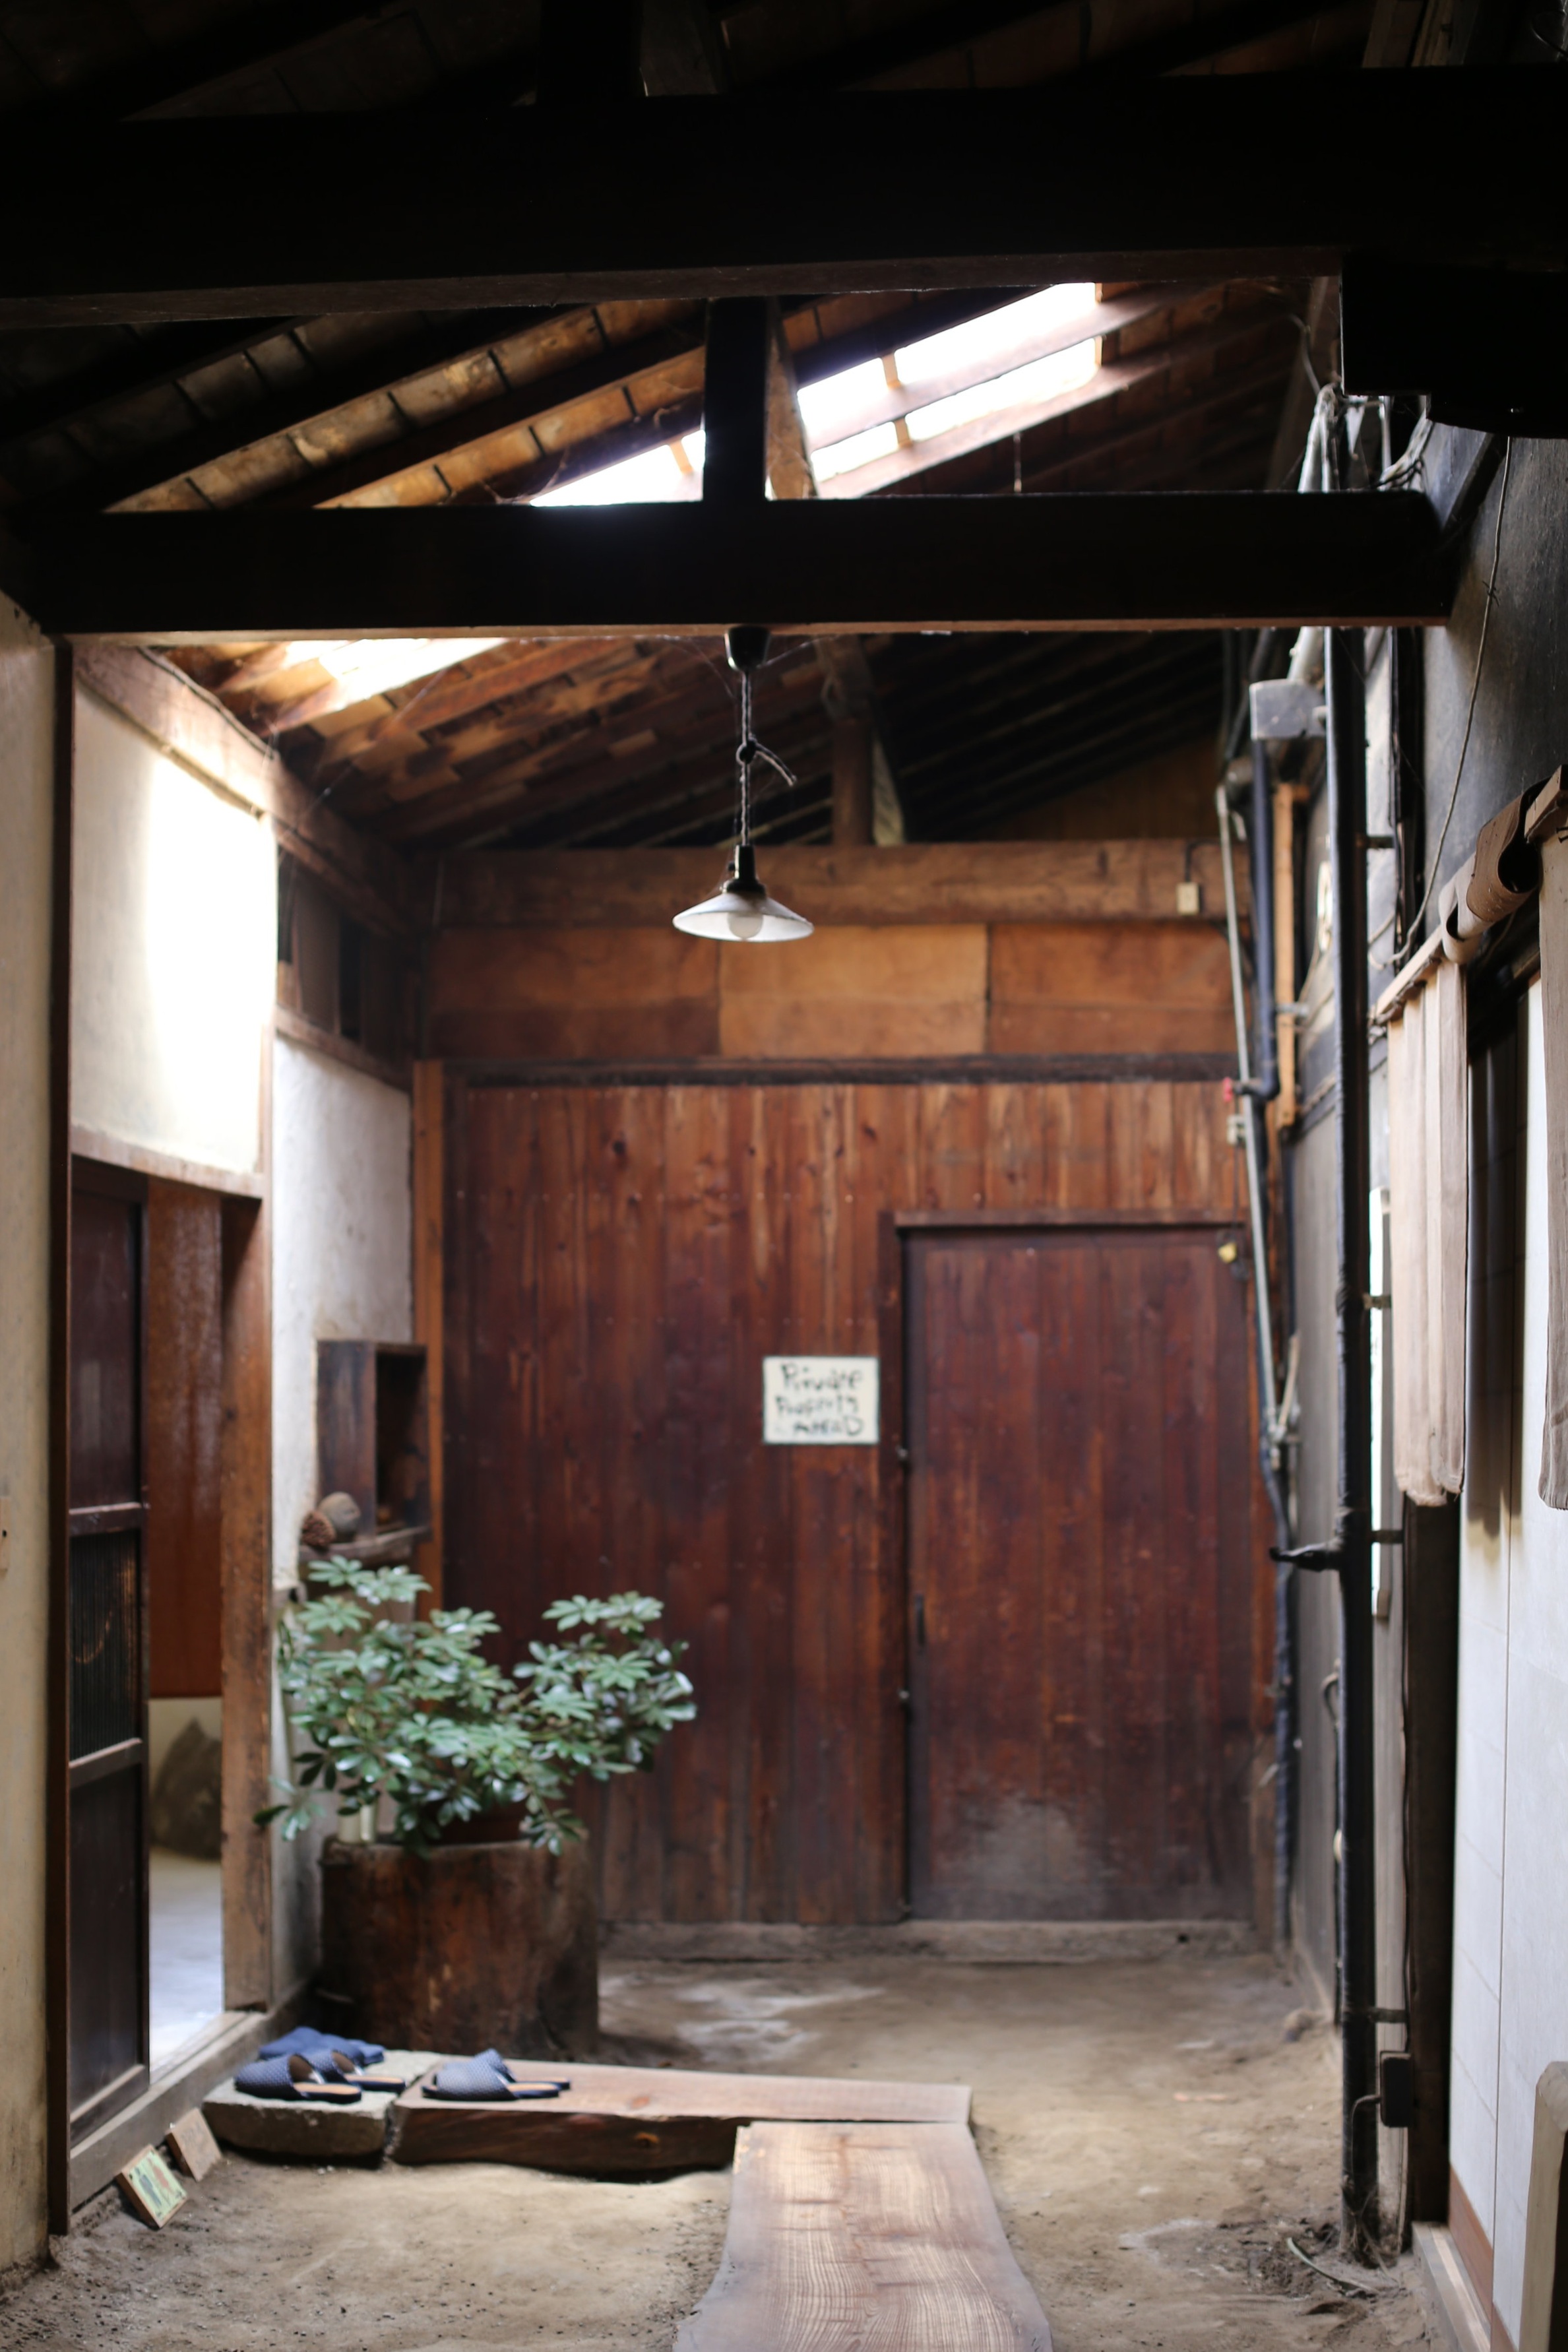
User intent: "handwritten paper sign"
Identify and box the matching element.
[763,1356,879,1446]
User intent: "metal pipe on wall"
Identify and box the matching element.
[1326,625,1379,2259]
[1216,780,1294,1954]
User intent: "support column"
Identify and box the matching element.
[1327,625,1378,2259]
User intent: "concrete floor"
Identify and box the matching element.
[5,1950,1440,2351]
[148,1847,224,2073]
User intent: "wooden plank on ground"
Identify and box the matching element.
[677,2120,1052,2351]
[388,2061,970,2175]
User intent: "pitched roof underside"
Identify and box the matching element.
[0,0,1404,850]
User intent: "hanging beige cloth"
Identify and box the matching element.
[1536,827,1568,1506]
[1385,952,1467,1504]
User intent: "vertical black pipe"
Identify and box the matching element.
[1250,740,1280,1102]
[1327,627,1379,2258]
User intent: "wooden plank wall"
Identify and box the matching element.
[427,920,1236,1062]
[441,1070,1265,1924]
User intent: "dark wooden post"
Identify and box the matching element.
[536,0,643,102]
[703,300,770,509]
[832,718,873,846]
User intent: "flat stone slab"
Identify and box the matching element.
[204,2051,438,2160]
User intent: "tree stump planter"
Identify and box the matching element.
[319,1834,598,2056]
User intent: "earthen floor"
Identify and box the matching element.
[3,1950,1439,2351]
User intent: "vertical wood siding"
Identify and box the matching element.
[442,1073,1261,1924]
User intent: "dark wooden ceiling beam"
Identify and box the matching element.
[2,77,1560,328]
[20,493,1452,639]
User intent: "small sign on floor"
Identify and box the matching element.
[763,1356,879,1445]
[117,2145,188,2228]
[166,2107,222,2180]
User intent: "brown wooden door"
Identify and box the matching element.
[905,1223,1254,1921]
[68,1174,150,2139]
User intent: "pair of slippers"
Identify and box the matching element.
[424,2049,569,2103]
[235,2029,407,2105]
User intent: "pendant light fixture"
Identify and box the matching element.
[673,627,813,943]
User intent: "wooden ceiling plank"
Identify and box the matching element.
[1,78,1559,328]
[29,309,559,520]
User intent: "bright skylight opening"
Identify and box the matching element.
[893,283,1099,388]
[533,432,705,506]
[906,337,1100,443]
[305,637,505,699]
[796,360,891,450]
[811,420,902,481]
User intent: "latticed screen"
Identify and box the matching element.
[69,1531,141,1762]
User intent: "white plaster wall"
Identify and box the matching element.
[268,1032,412,1990]
[1451,984,1568,2343]
[1489,982,1568,2342]
[71,693,274,1174]
[0,601,55,2273]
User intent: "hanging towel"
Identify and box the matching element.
[1385,953,1468,1502]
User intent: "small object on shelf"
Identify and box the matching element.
[319,1490,363,1538]
[297,1520,431,1572]
[117,2145,188,2227]
[300,1508,334,1551]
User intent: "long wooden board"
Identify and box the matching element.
[677,2121,1052,2351]
[389,2060,970,2176]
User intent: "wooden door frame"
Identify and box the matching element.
[65,1159,152,2147]
[46,643,273,2225]
[891,1203,1250,1923]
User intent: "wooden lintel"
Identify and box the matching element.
[32,494,1449,640]
[431,841,1249,928]
[73,645,416,934]
[0,79,1561,327]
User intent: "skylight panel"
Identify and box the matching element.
[533,436,702,507]
[796,360,891,450]
[307,638,505,699]
[905,337,1099,443]
[894,283,1099,389]
[810,421,902,482]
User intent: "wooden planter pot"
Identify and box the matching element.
[319,1833,598,2056]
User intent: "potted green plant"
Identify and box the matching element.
[260,1562,695,2054]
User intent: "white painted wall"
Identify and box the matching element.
[268,1031,412,1990]
[0,601,55,2274]
[1453,982,1568,2344]
[72,691,274,1176]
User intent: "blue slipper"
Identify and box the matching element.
[261,2027,386,2066]
[234,2053,362,2103]
[423,2050,569,2102]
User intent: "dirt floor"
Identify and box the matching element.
[5,1950,1443,2351]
